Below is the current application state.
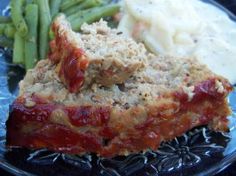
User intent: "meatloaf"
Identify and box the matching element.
[49,15,147,93]
[6,53,232,157]
[6,17,232,157]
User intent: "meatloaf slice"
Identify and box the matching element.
[49,15,147,93]
[6,54,232,157]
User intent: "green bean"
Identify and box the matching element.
[101,0,112,5]
[49,27,55,40]
[69,4,120,31]
[25,4,39,69]
[50,0,62,18]
[64,0,102,16]
[0,16,11,23]
[10,0,28,37]
[60,0,83,11]
[26,0,34,3]
[36,0,52,59]
[67,9,86,22]
[13,32,25,64]
[0,24,7,35]
[4,24,16,39]
[0,36,13,48]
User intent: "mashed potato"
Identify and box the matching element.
[118,0,236,84]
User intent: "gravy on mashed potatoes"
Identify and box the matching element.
[118,0,236,84]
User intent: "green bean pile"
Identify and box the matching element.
[0,0,120,69]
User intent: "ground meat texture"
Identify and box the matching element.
[49,15,147,93]
[6,54,232,157]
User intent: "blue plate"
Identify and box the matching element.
[0,1,236,176]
